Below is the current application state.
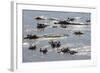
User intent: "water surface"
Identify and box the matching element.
[22,10,91,62]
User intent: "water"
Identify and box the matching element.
[22,10,91,62]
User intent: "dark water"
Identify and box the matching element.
[22,10,91,62]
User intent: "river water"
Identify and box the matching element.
[22,10,91,62]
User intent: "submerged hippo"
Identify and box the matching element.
[58,47,78,55]
[40,48,48,54]
[24,34,40,39]
[28,45,37,50]
[74,31,84,35]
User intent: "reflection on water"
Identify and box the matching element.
[22,10,91,62]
